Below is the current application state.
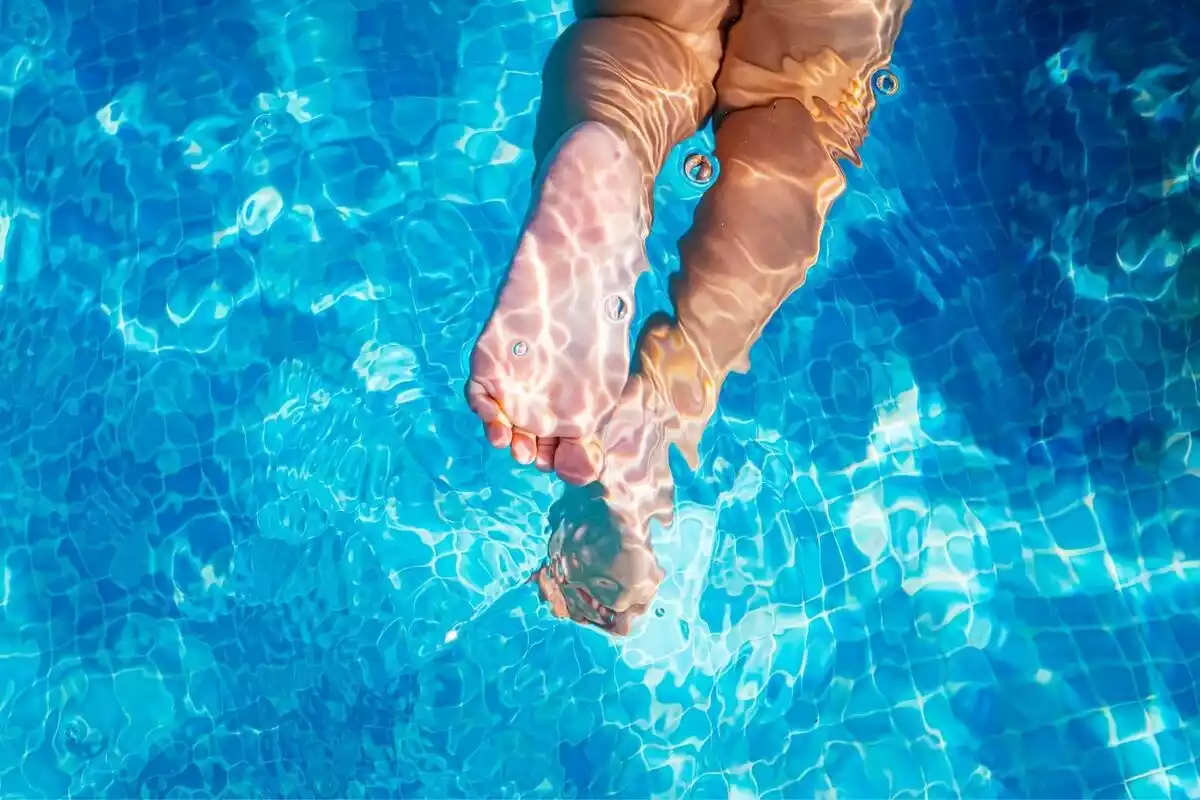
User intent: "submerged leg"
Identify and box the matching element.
[536,0,913,633]
[658,0,914,468]
[467,3,731,486]
[671,0,912,396]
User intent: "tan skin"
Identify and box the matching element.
[471,0,912,634]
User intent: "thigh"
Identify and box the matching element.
[716,0,911,120]
[533,1,741,186]
[575,0,739,34]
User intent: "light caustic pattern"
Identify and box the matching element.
[0,0,1198,798]
[468,121,648,485]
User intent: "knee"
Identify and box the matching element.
[573,0,733,34]
[559,13,724,78]
[535,15,722,162]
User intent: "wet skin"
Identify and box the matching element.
[467,122,649,486]
[469,0,912,634]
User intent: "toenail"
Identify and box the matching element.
[512,340,528,356]
[604,294,628,322]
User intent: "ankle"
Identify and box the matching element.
[636,320,720,468]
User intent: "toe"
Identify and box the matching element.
[467,380,513,448]
[535,437,558,473]
[553,437,605,486]
[484,420,513,449]
[510,428,538,465]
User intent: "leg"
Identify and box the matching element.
[655,0,913,461]
[537,1,736,209]
[466,2,732,486]
[675,0,911,383]
[536,0,913,634]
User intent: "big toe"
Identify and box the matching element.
[509,428,539,465]
[552,437,605,486]
[466,121,649,449]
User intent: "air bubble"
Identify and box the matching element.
[59,715,104,758]
[512,340,528,357]
[873,69,900,97]
[683,152,715,186]
[604,294,628,322]
[63,718,86,745]
[238,186,283,235]
[251,113,277,140]
[7,1,52,48]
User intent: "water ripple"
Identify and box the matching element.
[0,0,1197,797]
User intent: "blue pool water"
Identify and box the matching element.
[0,0,1198,796]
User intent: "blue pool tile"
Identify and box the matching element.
[0,0,1196,796]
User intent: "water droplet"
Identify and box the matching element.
[604,295,628,322]
[512,340,528,357]
[873,69,900,97]
[683,152,715,185]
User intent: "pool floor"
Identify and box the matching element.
[0,0,1198,797]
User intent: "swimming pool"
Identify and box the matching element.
[0,0,1197,796]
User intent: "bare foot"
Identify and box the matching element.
[532,479,666,636]
[467,122,649,485]
[531,320,717,635]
